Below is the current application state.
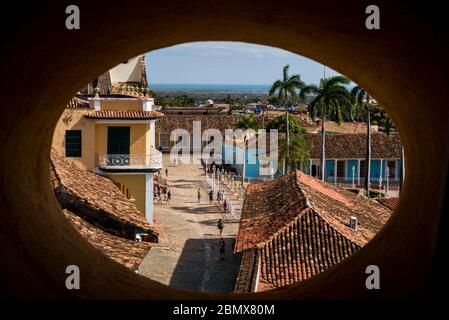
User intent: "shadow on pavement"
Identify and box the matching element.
[169,237,242,292]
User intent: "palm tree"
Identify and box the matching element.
[233,114,262,184]
[351,85,373,196]
[301,76,353,181]
[375,107,404,195]
[269,65,305,172]
[278,133,311,173]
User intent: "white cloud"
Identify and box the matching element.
[157,41,291,59]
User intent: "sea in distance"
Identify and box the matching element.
[150,83,271,93]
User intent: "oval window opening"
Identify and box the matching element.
[50,41,403,294]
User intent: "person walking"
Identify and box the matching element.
[167,188,171,205]
[218,238,226,260]
[163,185,168,201]
[217,218,224,236]
[157,186,162,204]
[209,190,214,204]
[197,188,202,203]
[165,168,168,177]
[223,198,227,212]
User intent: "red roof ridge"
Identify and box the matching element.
[295,169,354,208]
[85,109,164,119]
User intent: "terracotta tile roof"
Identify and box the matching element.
[257,209,360,288]
[50,151,158,240]
[234,249,258,293]
[64,210,151,271]
[307,133,402,159]
[234,170,391,291]
[236,170,390,252]
[155,115,240,133]
[305,120,371,134]
[66,97,91,109]
[376,197,399,210]
[85,110,164,120]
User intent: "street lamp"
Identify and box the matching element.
[386,166,390,195]
[212,165,216,198]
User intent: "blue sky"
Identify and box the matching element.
[146,41,343,85]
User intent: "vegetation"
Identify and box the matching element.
[266,114,306,134]
[301,76,353,181]
[234,114,262,131]
[269,65,305,172]
[154,94,196,107]
[278,134,311,173]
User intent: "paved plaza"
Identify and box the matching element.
[138,156,242,292]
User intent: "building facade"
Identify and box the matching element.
[52,94,163,224]
[303,133,402,188]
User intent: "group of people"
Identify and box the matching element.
[196,186,229,214]
[154,183,171,205]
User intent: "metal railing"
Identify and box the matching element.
[204,169,243,218]
[98,150,162,169]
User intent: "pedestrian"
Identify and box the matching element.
[209,190,213,204]
[167,188,171,205]
[217,218,224,236]
[223,199,227,212]
[218,238,225,260]
[163,185,168,201]
[157,187,161,204]
[165,168,168,177]
[197,188,201,203]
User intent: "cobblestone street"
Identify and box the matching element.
[138,156,242,292]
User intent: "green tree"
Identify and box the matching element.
[266,114,306,134]
[278,134,311,173]
[269,65,305,172]
[351,85,374,196]
[373,105,404,194]
[301,76,353,181]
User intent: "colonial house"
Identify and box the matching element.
[52,56,164,224]
[304,133,402,188]
[50,151,158,270]
[234,170,391,292]
[50,151,159,241]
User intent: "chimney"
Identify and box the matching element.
[143,97,154,111]
[93,87,101,111]
[350,216,358,230]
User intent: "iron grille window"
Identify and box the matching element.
[65,130,82,157]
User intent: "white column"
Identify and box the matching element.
[149,120,156,149]
[379,159,383,189]
[309,160,312,176]
[380,159,383,179]
[145,173,154,224]
[93,97,101,111]
[357,159,361,186]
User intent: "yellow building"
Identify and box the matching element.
[52,90,164,224]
